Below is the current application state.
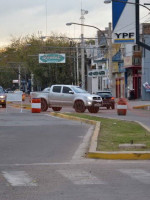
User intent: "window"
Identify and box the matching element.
[52,86,61,93]
[62,86,71,94]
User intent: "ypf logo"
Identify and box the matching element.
[115,32,134,39]
[114,32,135,43]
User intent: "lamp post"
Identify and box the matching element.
[104,0,150,50]
[66,22,86,89]
[66,22,110,89]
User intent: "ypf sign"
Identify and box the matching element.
[112,0,136,44]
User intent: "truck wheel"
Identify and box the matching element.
[41,98,48,111]
[111,104,115,109]
[74,100,86,113]
[88,106,99,113]
[106,106,110,109]
[52,107,62,111]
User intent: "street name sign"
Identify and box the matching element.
[88,70,106,77]
[39,54,66,63]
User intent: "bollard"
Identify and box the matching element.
[117,98,127,115]
[31,98,41,113]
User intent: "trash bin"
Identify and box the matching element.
[117,98,127,115]
[31,98,41,113]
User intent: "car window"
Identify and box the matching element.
[52,86,61,93]
[62,86,72,94]
[72,86,87,93]
[97,92,112,98]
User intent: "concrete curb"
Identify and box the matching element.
[50,112,150,160]
[133,105,150,109]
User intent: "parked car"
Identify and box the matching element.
[0,86,6,108]
[4,88,13,93]
[96,91,115,109]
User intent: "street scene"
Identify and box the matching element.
[0,0,150,200]
[0,103,150,200]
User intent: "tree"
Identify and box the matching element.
[0,33,78,90]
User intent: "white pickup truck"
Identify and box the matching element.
[30,84,102,113]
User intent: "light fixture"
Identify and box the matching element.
[66,23,72,26]
[104,0,111,3]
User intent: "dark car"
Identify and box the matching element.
[0,86,6,108]
[96,91,115,109]
[4,88,13,93]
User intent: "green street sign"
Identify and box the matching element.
[88,70,106,77]
[39,54,66,63]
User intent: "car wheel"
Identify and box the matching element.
[41,98,48,111]
[74,100,86,113]
[2,104,6,108]
[88,106,99,113]
[52,107,62,111]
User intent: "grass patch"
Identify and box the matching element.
[65,113,150,151]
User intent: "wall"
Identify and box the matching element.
[142,35,150,100]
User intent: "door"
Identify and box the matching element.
[61,86,75,106]
[50,86,62,106]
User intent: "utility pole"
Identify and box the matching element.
[80,9,88,89]
[76,44,79,85]
[18,65,21,90]
[31,73,34,92]
[108,22,113,93]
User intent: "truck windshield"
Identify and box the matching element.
[72,87,88,93]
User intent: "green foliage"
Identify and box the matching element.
[64,113,150,151]
[0,33,78,90]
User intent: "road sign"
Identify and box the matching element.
[88,70,106,77]
[39,54,66,63]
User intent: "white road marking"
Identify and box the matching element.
[71,126,94,162]
[58,169,106,185]
[2,171,37,186]
[119,169,150,184]
[0,160,150,167]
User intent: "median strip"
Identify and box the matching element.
[50,112,150,160]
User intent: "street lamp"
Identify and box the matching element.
[66,22,86,89]
[104,0,150,50]
[66,22,109,89]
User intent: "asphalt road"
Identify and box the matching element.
[0,106,150,200]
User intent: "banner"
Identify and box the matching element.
[112,0,136,44]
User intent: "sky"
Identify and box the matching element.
[0,0,149,47]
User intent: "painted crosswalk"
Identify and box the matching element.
[2,171,37,186]
[1,168,150,187]
[58,169,106,185]
[119,169,150,184]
